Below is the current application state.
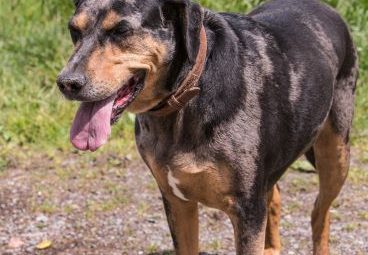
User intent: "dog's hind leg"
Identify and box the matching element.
[311,119,350,255]
[264,184,281,255]
[161,195,199,255]
[311,39,357,254]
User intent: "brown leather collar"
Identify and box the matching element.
[148,25,207,117]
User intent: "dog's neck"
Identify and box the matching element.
[148,25,208,116]
[137,10,246,150]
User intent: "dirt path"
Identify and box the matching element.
[0,153,367,255]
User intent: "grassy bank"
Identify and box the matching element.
[0,0,367,162]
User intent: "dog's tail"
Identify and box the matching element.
[328,26,359,143]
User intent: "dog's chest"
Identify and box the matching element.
[140,150,235,210]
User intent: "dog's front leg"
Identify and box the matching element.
[227,194,268,255]
[161,193,199,255]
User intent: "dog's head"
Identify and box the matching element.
[57,0,203,151]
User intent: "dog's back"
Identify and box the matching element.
[249,0,356,81]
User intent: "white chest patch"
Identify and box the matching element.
[167,167,189,201]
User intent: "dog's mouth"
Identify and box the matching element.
[70,72,145,152]
[111,71,145,124]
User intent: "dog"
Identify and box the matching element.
[57,0,358,254]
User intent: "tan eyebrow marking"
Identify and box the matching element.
[72,11,90,31]
[102,10,121,31]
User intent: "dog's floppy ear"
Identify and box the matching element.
[161,0,204,63]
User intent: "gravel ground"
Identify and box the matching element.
[0,152,367,255]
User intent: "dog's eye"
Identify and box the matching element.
[109,21,132,38]
[69,24,82,44]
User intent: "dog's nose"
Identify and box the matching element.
[57,73,86,94]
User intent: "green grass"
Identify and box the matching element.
[0,0,135,159]
[0,0,367,159]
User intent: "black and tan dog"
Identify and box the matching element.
[57,0,358,254]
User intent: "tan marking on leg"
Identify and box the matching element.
[163,195,199,255]
[141,153,170,194]
[71,11,90,31]
[102,10,121,31]
[141,153,198,255]
[312,119,350,255]
[264,184,281,255]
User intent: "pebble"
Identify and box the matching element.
[36,214,48,223]
[8,237,24,249]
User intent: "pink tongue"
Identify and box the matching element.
[70,96,115,152]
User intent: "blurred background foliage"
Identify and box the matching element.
[0,0,367,160]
